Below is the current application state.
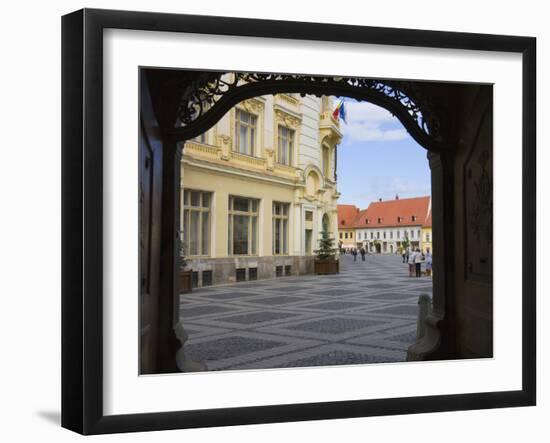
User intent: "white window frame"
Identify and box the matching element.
[228,195,259,256]
[272,201,290,255]
[234,109,257,156]
[277,125,294,166]
[182,189,211,257]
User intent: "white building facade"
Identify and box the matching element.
[353,196,432,254]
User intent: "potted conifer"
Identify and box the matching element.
[314,226,340,275]
[179,237,192,294]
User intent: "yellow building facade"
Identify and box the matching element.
[421,226,433,254]
[181,90,341,287]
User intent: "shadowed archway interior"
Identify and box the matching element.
[139,68,493,374]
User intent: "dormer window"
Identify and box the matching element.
[377,217,382,224]
[341,220,346,226]
[412,215,417,222]
[397,216,403,223]
[365,219,370,224]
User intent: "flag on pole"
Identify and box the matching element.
[332,99,347,123]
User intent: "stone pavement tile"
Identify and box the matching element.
[311,288,364,296]
[185,331,322,371]
[257,314,396,343]
[185,335,283,362]
[216,311,302,325]
[288,317,382,334]
[296,300,369,311]
[261,285,313,292]
[227,343,404,370]
[234,295,310,306]
[199,291,260,300]
[179,253,432,370]
[366,304,419,317]
[180,304,241,319]
[367,292,419,301]
[178,324,234,339]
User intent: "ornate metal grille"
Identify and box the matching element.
[175,72,440,142]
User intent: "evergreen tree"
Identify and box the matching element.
[314,226,338,261]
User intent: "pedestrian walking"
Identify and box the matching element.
[360,247,366,261]
[414,247,423,277]
[425,248,432,277]
[407,248,416,277]
[402,248,406,263]
[352,248,358,262]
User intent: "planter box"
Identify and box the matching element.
[180,269,192,294]
[314,259,339,275]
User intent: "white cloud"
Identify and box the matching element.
[340,101,408,142]
[338,177,430,209]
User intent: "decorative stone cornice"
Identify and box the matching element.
[274,108,301,128]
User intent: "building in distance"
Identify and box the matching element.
[337,195,432,254]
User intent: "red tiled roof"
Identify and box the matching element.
[337,204,360,228]
[352,196,431,228]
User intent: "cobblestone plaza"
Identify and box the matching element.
[180,254,433,371]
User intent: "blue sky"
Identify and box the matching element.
[334,98,431,209]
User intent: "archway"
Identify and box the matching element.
[139,68,493,372]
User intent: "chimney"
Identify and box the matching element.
[378,198,382,202]
[395,194,399,200]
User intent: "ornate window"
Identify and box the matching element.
[277,126,294,165]
[182,189,211,257]
[228,196,259,255]
[273,202,290,255]
[234,109,257,156]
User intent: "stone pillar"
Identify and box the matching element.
[416,294,432,340]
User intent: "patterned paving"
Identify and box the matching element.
[179,253,433,371]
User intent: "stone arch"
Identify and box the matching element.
[161,72,445,153]
[303,164,323,198]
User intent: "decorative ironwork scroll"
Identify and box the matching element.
[174,72,441,146]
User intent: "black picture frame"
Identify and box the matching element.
[62,8,536,435]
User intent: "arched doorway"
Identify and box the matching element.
[139,68,493,372]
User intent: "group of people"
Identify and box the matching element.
[344,247,367,261]
[338,244,432,275]
[402,246,432,277]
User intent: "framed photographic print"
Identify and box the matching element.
[61,8,536,435]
